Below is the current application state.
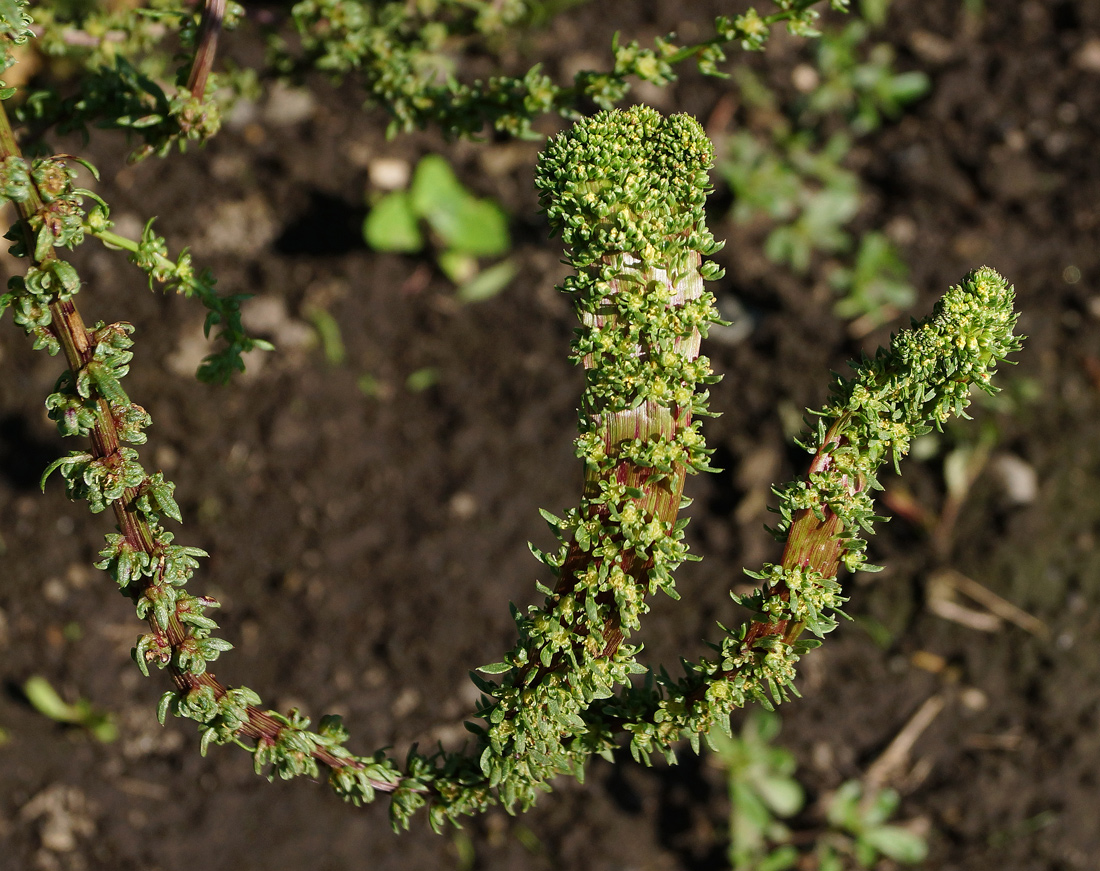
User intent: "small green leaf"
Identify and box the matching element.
[538,508,563,527]
[456,259,517,303]
[756,775,804,818]
[151,480,182,524]
[364,191,423,253]
[40,452,90,492]
[861,825,928,863]
[405,367,439,392]
[409,154,468,218]
[437,249,477,285]
[476,661,512,675]
[434,197,511,257]
[34,226,52,262]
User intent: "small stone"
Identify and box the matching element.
[109,212,144,241]
[263,81,317,126]
[42,578,66,604]
[910,650,946,674]
[194,194,279,257]
[224,96,259,131]
[959,686,988,712]
[909,30,955,65]
[391,687,421,719]
[449,491,478,520]
[1074,38,1100,72]
[19,785,95,853]
[165,322,216,379]
[706,294,754,346]
[991,453,1038,505]
[241,296,315,352]
[885,215,917,246]
[791,63,819,92]
[369,158,411,191]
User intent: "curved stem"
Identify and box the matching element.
[0,96,382,784]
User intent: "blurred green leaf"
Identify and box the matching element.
[305,306,346,366]
[862,825,929,863]
[24,675,118,742]
[858,0,893,27]
[438,249,477,285]
[746,707,783,745]
[410,154,469,217]
[357,373,385,398]
[831,231,915,322]
[827,780,864,830]
[456,259,517,303]
[410,155,510,255]
[885,70,931,105]
[24,676,72,723]
[756,775,804,817]
[759,845,799,871]
[453,829,476,871]
[436,196,511,256]
[817,843,844,871]
[865,786,901,826]
[406,367,440,392]
[364,190,423,252]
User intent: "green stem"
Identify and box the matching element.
[88,226,176,278]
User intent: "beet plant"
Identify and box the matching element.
[0,0,1021,836]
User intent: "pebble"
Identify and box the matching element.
[706,294,754,346]
[194,194,279,257]
[1073,38,1100,72]
[19,785,95,853]
[241,296,315,352]
[991,453,1038,505]
[262,81,317,126]
[369,157,411,191]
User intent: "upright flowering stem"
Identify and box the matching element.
[552,253,710,658]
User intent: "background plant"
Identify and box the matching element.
[710,710,927,870]
[363,153,517,303]
[717,0,929,330]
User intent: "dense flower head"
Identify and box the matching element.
[535,105,719,269]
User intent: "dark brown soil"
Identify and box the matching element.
[2,2,1099,869]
